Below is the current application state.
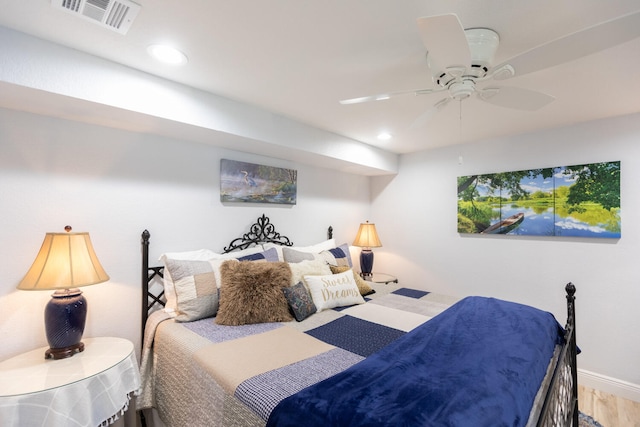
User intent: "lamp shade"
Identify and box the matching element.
[18,231,109,291]
[352,221,382,249]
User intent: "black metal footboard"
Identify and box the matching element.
[535,283,579,426]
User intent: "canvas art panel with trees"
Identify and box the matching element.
[457,161,620,238]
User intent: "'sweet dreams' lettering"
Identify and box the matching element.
[320,275,359,301]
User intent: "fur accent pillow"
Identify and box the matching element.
[216,260,294,325]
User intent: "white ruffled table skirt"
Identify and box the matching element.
[0,337,141,427]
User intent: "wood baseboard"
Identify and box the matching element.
[578,369,640,403]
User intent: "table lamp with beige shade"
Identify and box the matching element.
[17,226,109,360]
[352,221,382,278]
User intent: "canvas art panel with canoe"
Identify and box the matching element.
[457,161,620,238]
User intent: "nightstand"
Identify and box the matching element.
[0,337,140,427]
[362,273,398,284]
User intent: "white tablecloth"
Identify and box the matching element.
[0,337,141,427]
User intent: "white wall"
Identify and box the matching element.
[0,108,370,360]
[371,112,640,398]
[4,103,639,400]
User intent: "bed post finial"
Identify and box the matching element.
[565,282,576,326]
[565,282,575,298]
[142,229,150,244]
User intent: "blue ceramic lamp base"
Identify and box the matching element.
[359,249,374,277]
[44,289,87,359]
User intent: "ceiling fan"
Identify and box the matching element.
[339,11,640,121]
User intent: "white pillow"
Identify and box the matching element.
[264,238,336,261]
[288,258,332,286]
[304,269,365,312]
[159,249,218,262]
[291,238,336,253]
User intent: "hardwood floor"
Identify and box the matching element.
[579,385,640,426]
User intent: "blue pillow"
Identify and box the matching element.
[237,247,279,262]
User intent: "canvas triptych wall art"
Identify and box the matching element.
[220,159,297,205]
[457,161,620,238]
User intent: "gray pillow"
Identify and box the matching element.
[283,244,352,267]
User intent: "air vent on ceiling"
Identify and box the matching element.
[52,0,141,34]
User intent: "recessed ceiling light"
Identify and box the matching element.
[377,132,392,140]
[147,44,188,65]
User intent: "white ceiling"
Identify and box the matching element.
[1,0,640,155]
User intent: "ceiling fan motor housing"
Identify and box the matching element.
[465,28,500,76]
[433,27,500,87]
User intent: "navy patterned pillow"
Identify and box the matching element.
[282,282,317,321]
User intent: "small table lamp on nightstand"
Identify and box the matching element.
[17,226,109,360]
[353,221,382,278]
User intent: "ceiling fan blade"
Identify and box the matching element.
[416,14,471,71]
[339,87,445,105]
[492,10,640,79]
[478,86,555,111]
[409,97,451,130]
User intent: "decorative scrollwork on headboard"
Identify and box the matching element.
[223,214,293,253]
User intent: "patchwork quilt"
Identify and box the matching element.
[138,284,560,426]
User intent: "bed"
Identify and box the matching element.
[137,214,579,427]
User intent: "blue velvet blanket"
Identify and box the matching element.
[267,296,564,427]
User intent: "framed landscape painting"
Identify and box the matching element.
[457,161,620,238]
[220,159,297,205]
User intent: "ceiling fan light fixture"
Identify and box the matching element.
[449,80,475,100]
[147,44,188,65]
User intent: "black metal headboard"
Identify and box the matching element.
[141,214,333,340]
